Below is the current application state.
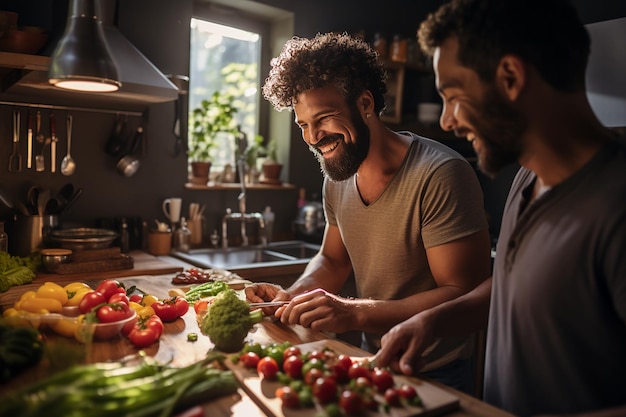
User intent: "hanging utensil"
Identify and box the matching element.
[8,109,22,172]
[27,109,33,169]
[35,110,49,172]
[61,114,76,176]
[50,112,58,173]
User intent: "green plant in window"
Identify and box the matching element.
[265,137,279,163]
[188,91,238,162]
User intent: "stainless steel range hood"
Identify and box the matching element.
[0,25,178,113]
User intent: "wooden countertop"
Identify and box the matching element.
[0,273,513,417]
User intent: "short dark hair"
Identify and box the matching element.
[418,0,590,91]
[262,32,388,115]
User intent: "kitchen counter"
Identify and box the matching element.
[0,263,513,417]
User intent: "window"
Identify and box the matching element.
[189,19,261,170]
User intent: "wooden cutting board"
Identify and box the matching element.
[225,339,459,417]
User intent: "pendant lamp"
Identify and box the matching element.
[48,0,121,92]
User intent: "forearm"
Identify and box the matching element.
[425,276,492,339]
[351,281,485,335]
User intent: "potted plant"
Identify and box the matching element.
[244,134,264,184]
[261,137,283,184]
[188,91,238,182]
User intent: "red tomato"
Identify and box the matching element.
[283,354,304,379]
[78,290,106,314]
[96,302,131,323]
[240,352,261,369]
[304,367,325,386]
[313,376,338,405]
[193,299,210,315]
[276,386,300,409]
[307,350,326,360]
[384,387,401,406]
[339,389,363,415]
[108,292,130,306]
[371,368,394,393]
[129,294,143,304]
[282,346,302,360]
[336,354,353,370]
[128,327,159,348]
[95,279,125,300]
[144,315,164,338]
[398,384,417,403]
[329,362,350,384]
[347,363,371,381]
[257,356,279,380]
[152,296,188,322]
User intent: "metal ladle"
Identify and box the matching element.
[60,114,75,176]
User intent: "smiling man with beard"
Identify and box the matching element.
[375,1,626,416]
[245,32,492,394]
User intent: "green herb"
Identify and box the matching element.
[187,332,198,342]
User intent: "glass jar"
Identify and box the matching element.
[390,35,407,63]
[173,217,191,253]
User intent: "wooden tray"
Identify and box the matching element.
[54,254,134,274]
[225,339,459,417]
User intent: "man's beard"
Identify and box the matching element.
[464,87,525,178]
[310,110,370,182]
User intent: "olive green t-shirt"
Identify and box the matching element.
[324,132,488,369]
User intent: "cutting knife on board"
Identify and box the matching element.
[50,112,58,173]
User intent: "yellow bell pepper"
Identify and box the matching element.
[36,282,69,305]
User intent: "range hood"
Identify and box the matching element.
[0,25,179,113]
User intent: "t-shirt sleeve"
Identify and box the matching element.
[421,159,489,248]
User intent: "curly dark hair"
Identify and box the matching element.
[262,32,388,115]
[418,0,590,92]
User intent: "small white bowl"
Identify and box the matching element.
[77,311,137,341]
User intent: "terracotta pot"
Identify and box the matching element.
[190,161,211,184]
[261,162,283,184]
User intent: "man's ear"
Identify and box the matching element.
[496,55,526,101]
[357,90,375,118]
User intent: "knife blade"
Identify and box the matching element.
[50,112,57,173]
[248,301,290,308]
[27,109,32,169]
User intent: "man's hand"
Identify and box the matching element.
[375,312,436,376]
[278,288,355,333]
[245,282,291,316]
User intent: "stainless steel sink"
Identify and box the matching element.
[171,240,320,270]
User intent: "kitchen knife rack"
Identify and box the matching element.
[0,99,145,118]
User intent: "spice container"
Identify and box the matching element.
[373,32,387,58]
[173,217,191,253]
[390,35,407,63]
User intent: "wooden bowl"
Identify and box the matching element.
[0,29,48,54]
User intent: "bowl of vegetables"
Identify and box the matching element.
[77,310,137,341]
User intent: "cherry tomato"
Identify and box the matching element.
[329,362,350,384]
[371,368,394,393]
[282,346,302,360]
[193,299,210,315]
[95,279,125,300]
[276,386,300,408]
[96,302,131,323]
[152,296,188,322]
[240,352,261,369]
[313,376,338,405]
[78,290,106,314]
[257,356,279,380]
[301,357,325,378]
[339,389,363,415]
[399,384,421,405]
[307,350,326,360]
[304,367,325,386]
[336,354,353,370]
[347,363,371,381]
[129,294,143,303]
[384,387,401,406]
[283,354,304,379]
[108,292,130,306]
[128,327,159,348]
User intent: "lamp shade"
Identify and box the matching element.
[48,0,121,92]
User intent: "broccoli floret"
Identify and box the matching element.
[200,289,264,352]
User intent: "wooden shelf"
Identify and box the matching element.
[185,182,296,191]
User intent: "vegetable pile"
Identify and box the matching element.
[0,319,44,382]
[0,353,238,417]
[199,288,263,352]
[233,342,423,416]
[0,252,40,293]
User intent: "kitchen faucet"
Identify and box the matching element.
[221,158,265,248]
